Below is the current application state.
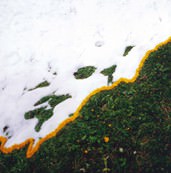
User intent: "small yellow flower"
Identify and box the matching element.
[108,124,112,127]
[84,150,88,154]
[104,136,110,143]
[91,109,94,112]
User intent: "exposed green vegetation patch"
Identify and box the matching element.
[2,125,11,139]
[48,94,71,108]
[24,107,53,132]
[123,46,134,56]
[3,126,9,133]
[25,94,71,132]
[34,95,52,106]
[28,80,50,91]
[74,66,96,79]
[34,94,71,108]
[101,65,117,85]
[0,42,171,173]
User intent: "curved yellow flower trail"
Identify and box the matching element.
[0,36,171,158]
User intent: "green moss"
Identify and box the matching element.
[101,65,117,85]
[74,66,96,79]
[123,46,134,56]
[1,42,171,173]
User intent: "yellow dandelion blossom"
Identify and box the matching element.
[104,136,109,143]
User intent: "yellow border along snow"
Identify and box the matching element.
[0,36,171,158]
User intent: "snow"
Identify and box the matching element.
[0,0,171,147]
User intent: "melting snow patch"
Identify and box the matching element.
[0,0,171,149]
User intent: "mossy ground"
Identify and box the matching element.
[0,42,171,173]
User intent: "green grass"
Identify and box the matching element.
[24,107,53,132]
[24,94,71,132]
[74,66,96,79]
[28,81,50,91]
[100,65,117,85]
[34,94,71,108]
[123,46,134,56]
[0,42,171,173]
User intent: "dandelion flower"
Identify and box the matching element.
[104,136,109,143]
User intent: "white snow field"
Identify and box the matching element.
[0,0,171,148]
